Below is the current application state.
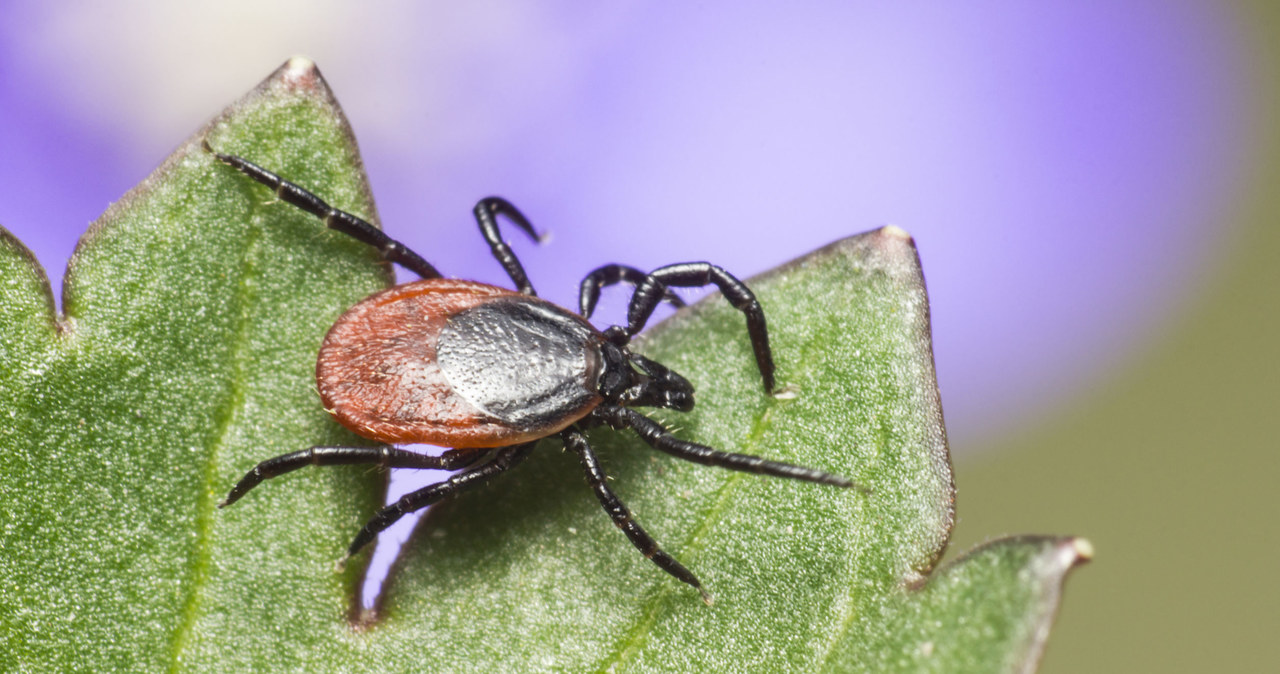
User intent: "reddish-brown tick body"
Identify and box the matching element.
[318,278,607,448]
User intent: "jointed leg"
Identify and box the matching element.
[578,264,686,319]
[594,406,865,491]
[626,262,775,392]
[204,142,443,279]
[340,442,537,563]
[220,446,486,507]
[473,197,543,295]
[561,428,712,605]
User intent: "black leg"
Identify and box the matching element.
[204,142,443,279]
[219,446,486,508]
[578,264,686,319]
[473,196,543,295]
[561,428,712,605]
[595,406,866,492]
[626,262,775,392]
[339,442,537,564]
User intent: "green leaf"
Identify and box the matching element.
[830,536,1093,673]
[0,59,1087,672]
[0,58,391,671]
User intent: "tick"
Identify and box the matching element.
[208,142,859,603]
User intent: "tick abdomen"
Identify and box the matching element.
[317,279,602,447]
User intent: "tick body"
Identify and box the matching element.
[318,279,605,448]
[209,142,861,604]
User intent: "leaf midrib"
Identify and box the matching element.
[598,341,818,671]
[166,218,262,671]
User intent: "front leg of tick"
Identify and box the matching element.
[595,406,863,490]
[561,428,713,605]
[472,197,544,295]
[627,262,776,392]
[578,264,686,319]
[204,142,443,280]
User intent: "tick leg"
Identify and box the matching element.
[204,142,442,279]
[473,197,543,295]
[562,428,712,605]
[578,264,686,319]
[626,262,775,392]
[595,406,866,492]
[219,446,486,508]
[340,442,536,564]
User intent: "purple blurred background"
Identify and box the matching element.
[0,0,1263,632]
[0,3,1255,450]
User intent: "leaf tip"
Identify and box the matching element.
[238,55,334,106]
[285,54,317,73]
[878,224,913,241]
[275,55,323,92]
[1065,536,1094,565]
[868,224,921,266]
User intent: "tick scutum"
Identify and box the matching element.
[437,296,604,432]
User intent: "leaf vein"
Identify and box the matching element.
[166,221,261,671]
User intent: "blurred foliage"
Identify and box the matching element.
[949,3,1280,670]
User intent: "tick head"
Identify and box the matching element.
[615,352,694,412]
